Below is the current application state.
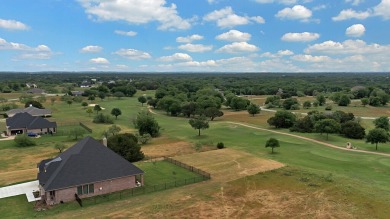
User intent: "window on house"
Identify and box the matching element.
[77,184,94,195]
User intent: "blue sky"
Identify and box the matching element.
[0,0,389,72]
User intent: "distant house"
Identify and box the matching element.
[6,105,52,118]
[37,137,144,205]
[71,91,84,96]
[26,88,46,94]
[80,80,92,88]
[5,112,56,136]
[26,83,38,88]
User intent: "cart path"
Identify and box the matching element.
[225,121,390,157]
[147,107,390,157]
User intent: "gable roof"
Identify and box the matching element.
[6,112,56,130]
[38,137,144,191]
[6,106,52,117]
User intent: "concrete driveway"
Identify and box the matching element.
[0,180,41,202]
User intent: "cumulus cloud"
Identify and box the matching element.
[291,54,331,62]
[178,43,213,52]
[346,24,366,37]
[332,9,370,21]
[345,0,364,6]
[158,53,192,62]
[0,38,52,59]
[115,30,137,37]
[114,48,152,60]
[275,5,312,21]
[0,19,29,30]
[204,7,265,28]
[216,42,259,53]
[281,32,320,42]
[80,45,102,53]
[373,0,390,19]
[215,30,251,42]
[304,39,390,55]
[255,0,304,4]
[278,50,294,56]
[176,34,204,43]
[78,0,191,31]
[90,57,110,64]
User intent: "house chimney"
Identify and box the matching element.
[102,137,107,147]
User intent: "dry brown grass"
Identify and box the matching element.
[220,110,273,127]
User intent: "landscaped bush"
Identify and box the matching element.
[14,134,36,147]
[93,113,114,124]
[217,142,225,149]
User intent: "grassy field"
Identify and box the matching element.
[0,91,390,218]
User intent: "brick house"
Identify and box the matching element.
[6,105,52,117]
[37,137,144,205]
[5,112,57,136]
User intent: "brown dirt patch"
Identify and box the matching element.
[142,141,195,157]
[173,148,285,182]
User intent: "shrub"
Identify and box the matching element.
[14,134,36,147]
[217,142,225,149]
[325,105,332,111]
[93,113,114,124]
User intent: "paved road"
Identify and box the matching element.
[0,180,41,202]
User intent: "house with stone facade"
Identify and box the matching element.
[37,137,144,205]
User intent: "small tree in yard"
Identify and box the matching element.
[54,142,66,153]
[303,101,311,109]
[111,108,122,119]
[14,134,36,147]
[316,94,326,106]
[373,116,390,131]
[108,124,121,136]
[265,138,280,153]
[189,115,209,136]
[361,98,369,107]
[138,96,147,106]
[133,111,160,137]
[86,108,93,116]
[67,100,73,107]
[68,127,86,140]
[82,102,88,108]
[366,128,390,150]
[108,133,144,162]
[247,103,260,116]
[314,119,341,140]
[136,133,152,144]
[204,107,224,120]
[217,142,225,149]
[94,104,102,114]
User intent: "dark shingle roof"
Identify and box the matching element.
[6,112,56,129]
[38,137,144,191]
[6,106,51,117]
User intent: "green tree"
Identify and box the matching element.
[314,119,341,140]
[68,127,86,140]
[373,116,390,131]
[133,111,160,137]
[341,121,365,139]
[181,102,198,118]
[366,128,389,150]
[282,98,299,110]
[108,133,144,162]
[82,102,88,108]
[204,107,224,121]
[108,124,121,136]
[136,133,152,144]
[98,92,106,101]
[230,97,250,111]
[54,142,66,153]
[25,100,43,109]
[14,134,36,147]
[138,96,147,106]
[316,94,326,106]
[86,108,93,116]
[247,103,260,116]
[113,91,125,99]
[303,101,311,109]
[66,100,73,107]
[94,104,102,114]
[189,115,209,136]
[338,94,351,106]
[265,138,280,153]
[93,113,114,124]
[147,98,158,109]
[111,108,122,119]
[361,98,369,106]
[267,111,297,128]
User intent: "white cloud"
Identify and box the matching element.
[0,38,52,60]
[80,45,102,53]
[178,43,213,52]
[373,0,390,19]
[278,50,294,56]
[313,4,327,11]
[259,58,301,72]
[216,42,259,53]
[78,0,191,31]
[114,48,152,60]
[204,7,265,28]
[177,60,217,67]
[332,9,370,21]
[158,53,192,62]
[176,34,204,43]
[115,30,137,37]
[255,0,305,4]
[90,57,110,64]
[345,0,364,6]
[281,32,320,42]
[275,5,312,21]
[305,40,390,55]
[292,54,331,62]
[215,30,251,42]
[346,24,366,37]
[0,19,29,30]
